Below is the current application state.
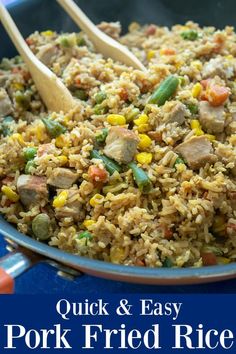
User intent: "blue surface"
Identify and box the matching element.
[1,236,236,293]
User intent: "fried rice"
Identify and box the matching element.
[0,21,236,268]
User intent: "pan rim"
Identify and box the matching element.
[1,216,236,284]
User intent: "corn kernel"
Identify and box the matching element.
[107,114,126,126]
[190,119,201,130]
[134,114,149,126]
[138,134,152,149]
[10,133,25,145]
[216,256,230,265]
[176,163,186,173]
[192,83,202,98]
[41,30,54,36]
[137,124,150,133]
[53,190,68,208]
[136,152,153,164]
[1,186,19,202]
[57,156,68,165]
[147,50,156,61]
[110,246,126,263]
[83,219,96,229]
[191,60,202,70]
[195,128,204,136]
[205,134,216,141]
[226,55,233,60]
[89,194,104,207]
[11,83,24,91]
[55,135,70,148]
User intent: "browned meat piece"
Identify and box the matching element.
[104,127,139,164]
[55,189,83,221]
[202,57,235,79]
[0,88,12,117]
[47,168,78,188]
[199,101,225,134]
[97,21,121,40]
[175,136,217,170]
[163,101,186,124]
[36,44,58,66]
[17,175,48,206]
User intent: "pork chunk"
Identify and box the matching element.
[199,101,225,134]
[104,127,139,164]
[36,44,58,66]
[17,175,48,206]
[175,136,217,170]
[47,168,78,188]
[55,189,83,221]
[202,57,235,79]
[0,88,12,117]
[163,101,186,124]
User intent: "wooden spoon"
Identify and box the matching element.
[57,0,146,71]
[0,3,77,113]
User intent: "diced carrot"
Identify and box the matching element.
[145,24,156,36]
[164,227,173,240]
[201,252,217,266]
[119,88,129,101]
[11,67,31,81]
[206,84,230,106]
[88,165,108,183]
[200,79,211,89]
[135,259,145,267]
[160,48,176,55]
[74,75,81,86]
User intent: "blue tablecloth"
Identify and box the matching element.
[1,236,236,293]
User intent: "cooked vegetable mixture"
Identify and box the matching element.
[0,21,236,267]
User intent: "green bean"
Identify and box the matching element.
[42,118,67,138]
[25,160,36,174]
[90,149,122,175]
[94,91,107,104]
[73,89,88,101]
[32,213,51,240]
[148,75,179,106]
[95,128,108,144]
[181,30,199,41]
[24,147,37,161]
[128,162,152,193]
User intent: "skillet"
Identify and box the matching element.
[1,0,236,290]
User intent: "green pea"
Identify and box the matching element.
[24,147,37,161]
[0,58,12,70]
[94,91,107,104]
[73,89,88,101]
[76,35,86,46]
[174,157,185,168]
[25,160,36,174]
[163,257,173,268]
[93,104,108,115]
[32,213,51,240]
[59,36,71,48]
[42,118,67,138]
[95,128,108,144]
[78,231,92,240]
[187,103,198,114]
[125,108,140,123]
[181,30,199,41]
[15,91,30,109]
[14,56,23,64]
